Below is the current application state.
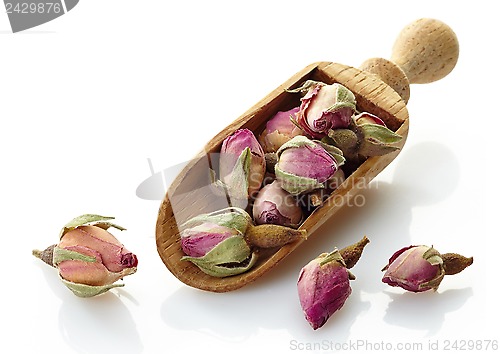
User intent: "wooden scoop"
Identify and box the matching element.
[156,18,459,292]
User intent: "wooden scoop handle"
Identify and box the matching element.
[360,18,459,103]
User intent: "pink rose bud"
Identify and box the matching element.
[252,180,303,228]
[298,237,369,330]
[354,112,387,127]
[180,207,251,257]
[219,129,266,199]
[289,81,356,138]
[180,207,258,277]
[259,107,302,153]
[275,136,345,195]
[33,214,138,297]
[382,245,473,292]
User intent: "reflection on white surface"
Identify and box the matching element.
[36,262,143,353]
[383,287,473,336]
[160,279,371,343]
[58,292,143,354]
[392,141,460,206]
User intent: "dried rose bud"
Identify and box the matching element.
[275,135,345,195]
[382,245,473,292]
[288,80,356,139]
[219,129,266,200]
[259,107,302,153]
[252,180,303,228]
[328,112,402,161]
[180,207,251,257]
[32,214,138,297]
[298,237,369,330]
[180,207,257,277]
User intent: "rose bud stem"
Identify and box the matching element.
[441,253,473,275]
[339,236,370,269]
[245,224,307,248]
[264,152,278,172]
[32,244,56,268]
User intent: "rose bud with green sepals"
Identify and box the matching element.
[252,180,303,228]
[259,107,302,153]
[219,129,266,200]
[298,250,351,330]
[275,135,345,195]
[32,214,138,297]
[354,112,402,158]
[180,207,258,277]
[382,245,473,293]
[298,237,369,330]
[180,207,251,257]
[288,80,356,139]
[328,112,403,162]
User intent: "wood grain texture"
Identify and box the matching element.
[391,18,459,84]
[156,62,409,292]
[360,18,458,105]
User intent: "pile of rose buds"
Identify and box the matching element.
[32,80,474,333]
[182,80,404,277]
[176,79,474,330]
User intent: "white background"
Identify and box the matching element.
[2,1,499,353]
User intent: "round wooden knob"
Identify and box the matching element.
[391,18,459,84]
[360,18,459,103]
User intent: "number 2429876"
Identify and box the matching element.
[5,2,62,14]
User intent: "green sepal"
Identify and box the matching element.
[285,80,324,93]
[59,214,126,238]
[356,123,402,157]
[319,248,346,267]
[423,246,444,266]
[325,84,356,113]
[227,147,251,199]
[359,123,402,144]
[181,235,257,277]
[358,138,401,157]
[275,164,325,195]
[92,222,127,232]
[60,277,124,297]
[213,148,252,202]
[181,207,251,235]
[314,140,346,166]
[52,246,96,266]
[185,252,258,278]
[276,135,317,155]
[336,84,356,102]
[420,246,446,291]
